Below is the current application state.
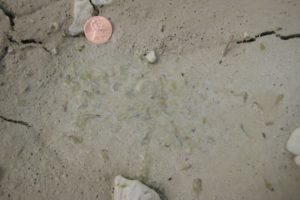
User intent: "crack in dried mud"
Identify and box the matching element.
[237,29,300,44]
[0,115,32,128]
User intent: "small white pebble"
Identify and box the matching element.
[7,46,14,53]
[145,50,157,64]
[51,48,58,55]
[243,32,249,38]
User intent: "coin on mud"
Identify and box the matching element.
[84,16,112,44]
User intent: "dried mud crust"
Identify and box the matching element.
[0,0,300,200]
[1,0,300,59]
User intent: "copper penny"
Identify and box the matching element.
[84,16,112,44]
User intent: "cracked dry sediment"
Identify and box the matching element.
[0,115,32,128]
[0,1,65,65]
[237,29,300,44]
[0,1,15,26]
[221,29,300,59]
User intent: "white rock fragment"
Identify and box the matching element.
[243,32,250,38]
[145,50,157,64]
[113,175,161,200]
[295,156,300,167]
[68,0,94,36]
[92,0,113,5]
[51,48,58,55]
[286,128,300,155]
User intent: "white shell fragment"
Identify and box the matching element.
[286,128,300,155]
[113,175,161,200]
[145,50,157,64]
[68,0,94,36]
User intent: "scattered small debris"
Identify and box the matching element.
[240,123,247,134]
[76,114,101,129]
[69,135,83,144]
[202,117,207,124]
[264,179,275,192]
[275,94,284,105]
[231,90,248,103]
[145,50,157,64]
[100,149,110,162]
[0,115,32,128]
[0,166,4,180]
[141,130,152,146]
[243,92,248,103]
[49,22,59,32]
[265,121,274,126]
[160,24,165,32]
[253,101,264,111]
[181,163,192,171]
[222,35,236,57]
[259,43,266,50]
[75,44,85,52]
[62,96,69,112]
[192,178,203,195]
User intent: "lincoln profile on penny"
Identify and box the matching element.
[84,16,113,44]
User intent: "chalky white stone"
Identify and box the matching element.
[286,128,300,155]
[113,176,161,200]
[68,0,94,36]
[145,50,157,64]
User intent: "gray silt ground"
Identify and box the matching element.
[0,0,300,199]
